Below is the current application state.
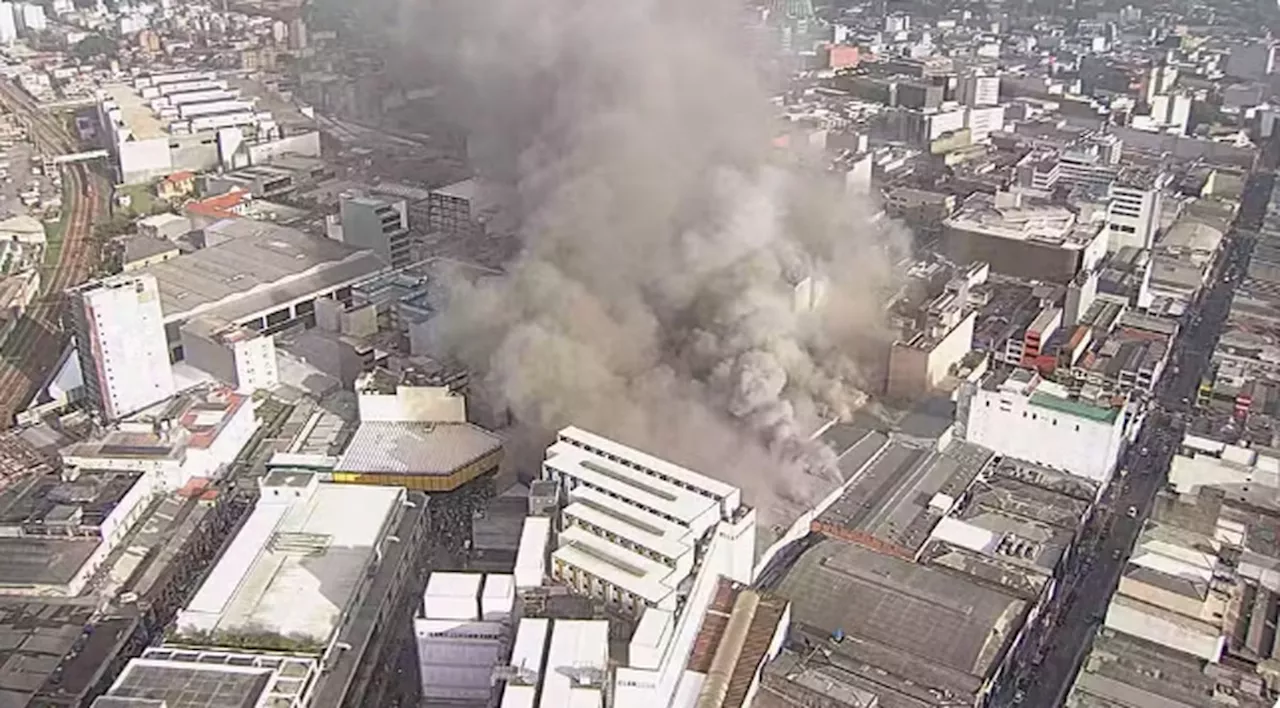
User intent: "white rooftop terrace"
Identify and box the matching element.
[557,426,740,509]
[545,441,720,533]
[553,526,679,607]
[563,485,695,564]
[175,482,402,645]
[539,620,609,708]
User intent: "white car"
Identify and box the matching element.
[1127,505,1139,518]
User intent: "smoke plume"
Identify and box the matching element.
[401,0,907,527]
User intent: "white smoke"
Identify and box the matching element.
[398,0,908,526]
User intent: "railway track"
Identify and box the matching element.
[0,80,104,426]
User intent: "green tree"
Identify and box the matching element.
[71,35,117,62]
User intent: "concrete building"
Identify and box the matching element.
[68,273,176,421]
[335,420,502,493]
[415,571,514,704]
[98,71,319,184]
[957,368,1128,484]
[355,367,467,423]
[147,469,431,708]
[887,273,980,399]
[1107,179,1165,251]
[959,73,1000,107]
[16,2,42,33]
[0,3,15,43]
[0,469,154,597]
[427,179,481,238]
[136,219,384,362]
[941,192,1108,283]
[179,315,279,393]
[61,385,258,492]
[965,105,1005,143]
[341,194,412,268]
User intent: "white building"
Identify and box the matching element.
[355,368,466,423]
[180,315,279,394]
[965,105,1005,143]
[957,369,1128,485]
[68,273,175,421]
[542,427,756,616]
[17,2,43,33]
[496,618,610,708]
[0,3,16,43]
[98,71,320,184]
[528,426,760,708]
[416,572,515,704]
[959,74,1000,107]
[61,386,258,492]
[1106,182,1164,251]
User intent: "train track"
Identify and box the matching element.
[0,80,104,426]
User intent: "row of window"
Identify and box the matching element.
[564,516,676,567]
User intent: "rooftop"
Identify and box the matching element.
[138,219,383,323]
[95,648,319,708]
[174,482,403,646]
[812,440,992,556]
[776,539,1026,700]
[336,421,502,476]
[0,601,139,706]
[104,83,166,140]
[1067,631,1276,708]
[946,192,1099,249]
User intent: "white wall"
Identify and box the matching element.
[248,131,321,164]
[964,386,1125,483]
[232,335,278,393]
[415,618,506,702]
[356,386,466,423]
[118,136,173,184]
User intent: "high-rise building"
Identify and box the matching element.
[69,274,176,421]
[340,194,412,268]
[0,3,16,43]
[17,2,44,34]
[1106,180,1164,251]
[959,73,1000,107]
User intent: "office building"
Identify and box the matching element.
[959,73,1000,107]
[1106,180,1165,251]
[17,2,42,33]
[0,3,16,43]
[427,179,481,238]
[956,368,1129,485]
[341,194,413,268]
[887,273,980,399]
[68,273,175,421]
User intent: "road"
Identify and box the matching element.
[989,158,1277,707]
[0,79,104,426]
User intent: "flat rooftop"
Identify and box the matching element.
[104,83,166,140]
[1067,631,1276,708]
[776,539,1026,700]
[0,600,137,706]
[139,219,383,323]
[337,421,502,476]
[946,193,1096,248]
[813,440,991,556]
[175,483,402,646]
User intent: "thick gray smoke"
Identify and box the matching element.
[402,0,907,526]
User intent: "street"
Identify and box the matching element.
[989,163,1276,707]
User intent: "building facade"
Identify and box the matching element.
[69,273,176,421]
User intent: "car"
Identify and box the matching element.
[1127,505,1139,518]
[1140,446,1149,456]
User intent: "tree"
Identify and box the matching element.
[71,34,116,63]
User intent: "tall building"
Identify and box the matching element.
[1107,180,1164,251]
[16,2,43,34]
[1227,42,1275,81]
[340,194,412,268]
[0,3,16,43]
[958,73,1000,107]
[69,273,176,421]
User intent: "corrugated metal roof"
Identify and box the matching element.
[337,421,501,475]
